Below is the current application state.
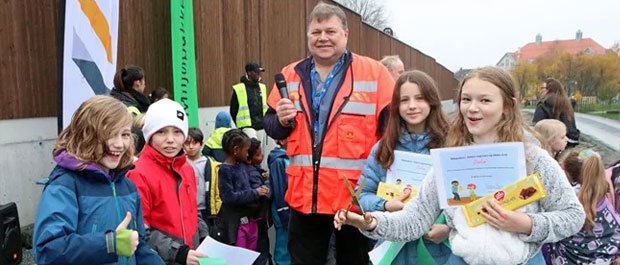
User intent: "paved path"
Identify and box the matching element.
[524,109,620,151]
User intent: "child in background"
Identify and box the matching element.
[33,96,164,265]
[244,138,272,265]
[203,111,233,162]
[183,127,222,233]
[149,87,169,103]
[547,149,620,265]
[128,99,208,265]
[267,139,291,265]
[216,129,270,251]
[534,119,568,160]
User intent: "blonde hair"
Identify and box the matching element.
[534,119,566,156]
[308,2,347,30]
[446,66,524,147]
[54,96,134,169]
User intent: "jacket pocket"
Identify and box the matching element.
[284,165,304,209]
[337,115,367,159]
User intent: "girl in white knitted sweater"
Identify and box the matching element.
[334,67,585,265]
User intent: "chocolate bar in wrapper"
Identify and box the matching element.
[462,173,546,227]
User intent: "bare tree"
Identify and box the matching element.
[334,0,390,31]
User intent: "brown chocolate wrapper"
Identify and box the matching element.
[462,173,546,227]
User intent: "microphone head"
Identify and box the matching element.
[274,73,287,88]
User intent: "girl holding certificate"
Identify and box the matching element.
[356,70,451,265]
[335,66,585,265]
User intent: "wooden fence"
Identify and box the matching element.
[0,0,457,120]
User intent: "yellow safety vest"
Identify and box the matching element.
[232,82,268,128]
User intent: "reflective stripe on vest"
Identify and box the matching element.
[232,83,268,128]
[289,155,366,171]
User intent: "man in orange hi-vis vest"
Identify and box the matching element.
[263,2,394,264]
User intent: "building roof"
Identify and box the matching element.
[515,38,607,62]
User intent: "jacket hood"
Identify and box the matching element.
[54,150,129,181]
[215,111,232,129]
[396,126,431,155]
[268,147,287,165]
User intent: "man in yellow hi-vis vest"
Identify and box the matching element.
[230,62,268,139]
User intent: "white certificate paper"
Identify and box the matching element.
[196,236,259,265]
[431,142,526,209]
[386,151,432,188]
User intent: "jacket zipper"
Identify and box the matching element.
[111,181,128,265]
[301,65,354,214]
[172,163,188,244]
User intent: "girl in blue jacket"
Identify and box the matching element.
[356,70,452,265]
[33,96,164,265]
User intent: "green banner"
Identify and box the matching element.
[171,0,199,127]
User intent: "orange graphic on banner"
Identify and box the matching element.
[78,0,113,63]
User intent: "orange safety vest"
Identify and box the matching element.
[267,53,394,214]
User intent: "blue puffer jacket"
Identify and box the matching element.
[356,128,451,265]
[33,152,164,265]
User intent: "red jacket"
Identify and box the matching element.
[128,144,198,247]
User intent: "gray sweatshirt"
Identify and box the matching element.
[360,140,585,265]
[188,156,208,211]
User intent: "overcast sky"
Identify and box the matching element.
[384,0,620,72]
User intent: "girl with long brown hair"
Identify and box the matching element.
[336,66,585,265]
[533,78,580,147]
[355,70,451,264]
[547,149,620,264]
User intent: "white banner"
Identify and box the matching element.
[61,0,119,128]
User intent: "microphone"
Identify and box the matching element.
[274,73,294,127]
[275,73,288,99]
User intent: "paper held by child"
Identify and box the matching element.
[462,173,547,227]
[431,142,527,208]
[376,151,432,202]
[196,236,259,265]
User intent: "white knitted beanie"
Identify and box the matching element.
[142,98,189,143]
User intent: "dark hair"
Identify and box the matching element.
[113,66,145,92]
[187,127,204,144]
[375,70,450,169]
[248,138,262,159]
[451,180,458,184]
[222,129,250,155]
[543,78,574,121]
[149,87,169,103]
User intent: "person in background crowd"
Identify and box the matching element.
[230,62,268,139]
[547,149,620,265]
[356,71,452,265]
[380,55,405,81]
[111,66,150,116]
[534,119,568,160]
[216,129,269,251]
[244,138,272,265]
[335,66,585,265]
[149,87,169,103]
[267,139,291,265]
[110,66,151,154]
[128,99,208,265]
[263,2,395,264]
[203,111,234,162]
[33,96,164,265]
[533,78,580,147]
[184,127,223,237]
